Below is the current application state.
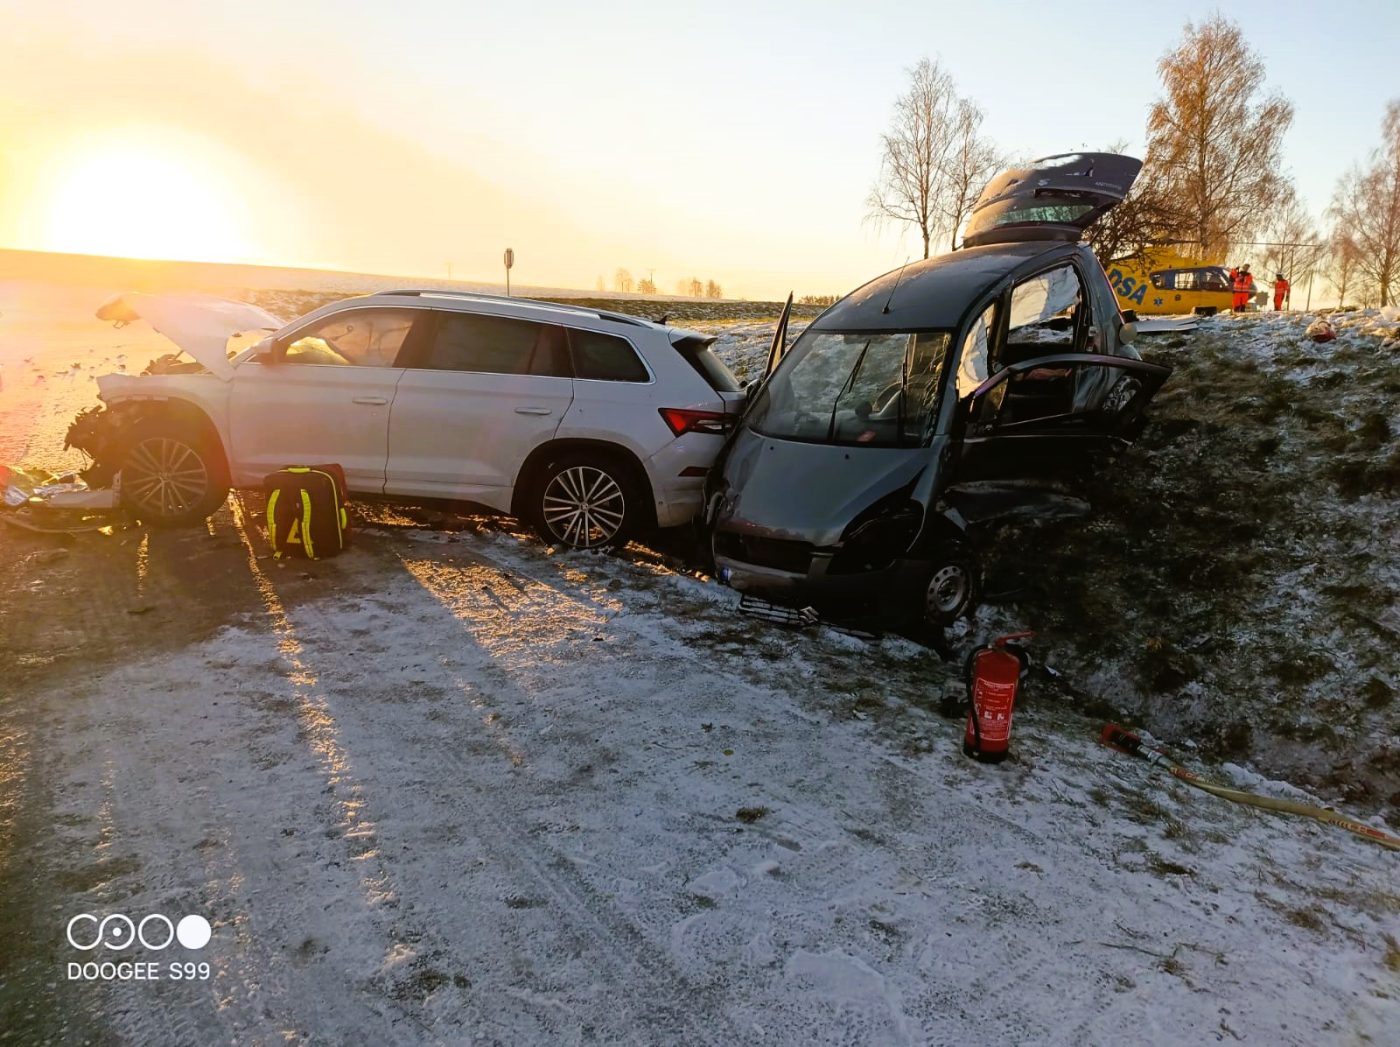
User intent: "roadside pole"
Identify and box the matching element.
[504,248,514,297]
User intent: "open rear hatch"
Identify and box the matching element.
[961,153,1142,248]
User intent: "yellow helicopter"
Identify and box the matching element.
[1103,248,1242,316]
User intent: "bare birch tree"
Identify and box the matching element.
[939,99,1004,251]
[868,59,958,259]
[869,59,1004,257]
[614,268,633,294]
[1328,228,1361,307]
[1255,188,1325,293]
[1328,100,1400,307]
[1145,15,1293,257]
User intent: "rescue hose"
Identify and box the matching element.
[1100,724,1400,853]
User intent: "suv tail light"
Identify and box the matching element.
[659,408,733,436]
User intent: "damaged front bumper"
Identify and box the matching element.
[712,539,926,619]
[64,404,131,488]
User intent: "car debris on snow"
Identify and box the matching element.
[0,462,123,532]
[1131,316,1200,334]
[1306,317,1338,342]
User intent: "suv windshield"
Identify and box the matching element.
[747,330,951,447]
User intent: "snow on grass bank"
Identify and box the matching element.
[30,521,1400,1044]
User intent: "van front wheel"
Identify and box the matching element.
[910,543,980,630]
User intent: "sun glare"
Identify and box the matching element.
[44,136,253,263]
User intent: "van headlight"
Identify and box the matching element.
[830,498,924,573]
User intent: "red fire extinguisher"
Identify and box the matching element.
[963,632,1034,763]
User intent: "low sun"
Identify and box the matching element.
[44,136,253,263]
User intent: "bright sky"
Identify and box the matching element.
[1,0,1396,299]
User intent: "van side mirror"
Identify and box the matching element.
[1119,322,1138,345]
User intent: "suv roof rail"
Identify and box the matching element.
[376,288,514,302]
[583,307,653,328]
[373,288,656,328]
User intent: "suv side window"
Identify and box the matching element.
[283,309,418,366]
[568,329,649,382]
[420,313,569,376]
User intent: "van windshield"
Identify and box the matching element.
[747,330,951,447]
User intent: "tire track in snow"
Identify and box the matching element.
[372,542,1032,1043]
[276,550,750,1044]
[140,497,446,1044]
[43,503,446,1045]
[30,519,1393,1043]
[373,540,934,1041]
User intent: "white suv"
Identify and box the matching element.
[69,290,746,548]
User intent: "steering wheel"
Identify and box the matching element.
[868,381,902,418]
[869,375,938,421]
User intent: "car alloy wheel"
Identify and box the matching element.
[541,464,627,548]
[925,562,970,619]
[123,436,211,519]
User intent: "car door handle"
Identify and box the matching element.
[514,407,552,416]
[352,396,389,405]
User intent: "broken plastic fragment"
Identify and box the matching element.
[1,465,59,508]
[36,486,120,511]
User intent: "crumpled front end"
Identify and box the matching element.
[708,427,950,616]
[64,405,132,487]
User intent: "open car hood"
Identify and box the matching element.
[961,153,1142,249]
[95,292,285,381]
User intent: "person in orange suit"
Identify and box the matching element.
[1273,273,1290,311]
[1232,264,1255,312]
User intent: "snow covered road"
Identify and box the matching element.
[7,502,1397,1045]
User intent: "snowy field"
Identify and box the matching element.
[3,507,1398,1044]
[1,282,1398,1044]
